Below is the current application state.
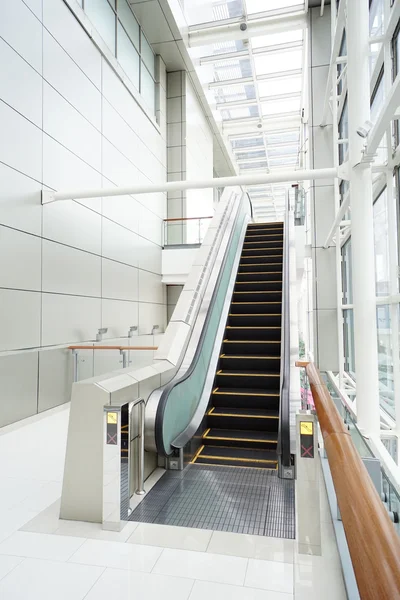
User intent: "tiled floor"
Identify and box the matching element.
[129,464,295,538]
[0,405,347,599]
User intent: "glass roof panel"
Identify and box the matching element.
[211,40,246,55]
[261,97,300,116]
[213,83,256,103]
[214,58,252,81]
[258,76,302,97]
[236,150,267,160]
[231,136,264,149]
[220,106,259,120]
[240,161,268,170]
[267,145,298,157]
[265,130,299,144]
[254,49,302,75]
[245,0,304,14]
[252,30,302,49]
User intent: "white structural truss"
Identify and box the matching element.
[323,0,400,480]
[186,0,308,221]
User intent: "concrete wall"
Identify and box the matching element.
[308,5,339,371]
[0,0,168,426]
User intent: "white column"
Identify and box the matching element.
[347,0,380,434]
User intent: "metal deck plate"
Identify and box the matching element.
[129,464,295,538]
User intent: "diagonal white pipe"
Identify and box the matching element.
[42,168,337,204]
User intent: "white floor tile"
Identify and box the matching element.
[294,562,346,599]
[207,532,294,563]
[19,499,60,534]
[127,523,212,552]
[0,557,104,600]
[85,567,194,600]
[0,555,24,581]
[18,481,62,512]
[0,507,39,543]
[153,548,248,586]
[245,558,294,594]
[189,580,293,600]
[0,531,85,561]
[69,538,162,572]
[55,519,139,542]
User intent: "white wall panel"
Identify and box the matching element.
[102,138,140,187]
[137,301,166,335]
[38,348,73,412]
[102,299,138,338]
[0,164,42,236]
[0,227,41,291]
[138,238,162,274]
[43,30,101,129]
[102,59,164,165]
[102,259,138,301]
[43,134,101,194]
[41,293,101,346]
[102,196,139,234]
[0,0,42,72]
[0,37,42,127]
[42,240,101,297]
[43,0,101,88]
[102,219,139,267]
[0,289,41,351]
[43,83,102,171]
[138,270,164,304]
[138,204,162,246]
[0,101,42,182]
[43,199,102,255]
[0,353,38,427]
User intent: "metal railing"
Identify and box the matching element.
[69,345,158,382]
[297,360,400,600]
[163,216,213,246]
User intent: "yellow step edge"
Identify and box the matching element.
[226,326,281,329]
[191,461,277,471]
[200,444,278,453]
[231,301,282,304]
[213,389,280,397]
[223,339,280,343]
[229,313,282,316]
[208,411,279,419]
[197,454,277,464]
[220,354,280,359]
[217,372,280,377]
[190,444,205,463]
[203,434,278,444]
[235,282,283,285]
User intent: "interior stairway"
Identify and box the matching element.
[192,222,283,470]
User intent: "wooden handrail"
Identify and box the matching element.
[163,216,213,222]
[68,345,158,351]
[296,361,400,600]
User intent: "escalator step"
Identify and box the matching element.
[221,340,281,355]
[219,354,280,372]
[194,444,278,468]
[230,302,282,313]
[203,429,278,444]
[212,386,280,409]
[225,326,282,341]
[216,370,280,390]
[228,314,282,327]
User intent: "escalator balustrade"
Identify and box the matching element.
[192,222,283,469]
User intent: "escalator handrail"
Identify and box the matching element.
[277,209,291,468]
[154,193,252,456]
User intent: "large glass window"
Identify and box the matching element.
[370,67,385,123]
[81,0,156,115]
[373,188,390,297]
[344,309,356,377]
[337,31,347,96]
[377,305,395,419]
[338,95,348,164]
[342,239,353,304]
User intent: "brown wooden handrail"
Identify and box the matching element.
[163,216,213,222]
[296,360,400,600]
[68,345,158,350]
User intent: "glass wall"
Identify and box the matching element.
[81,0,156,114]
[377,305,395,418]
[373,188,390,297]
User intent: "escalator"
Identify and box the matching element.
[192,222,283,470]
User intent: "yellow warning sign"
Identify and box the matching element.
[107,412,118,425]
[300,421,313,435]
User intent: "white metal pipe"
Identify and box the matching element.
[347,0,381,436]
[320,0,346,126]
[42,168,338,204]
[323,191,350,248]
[320,0,325,17]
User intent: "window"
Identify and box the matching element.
[81,0,156,115]
[373,188,390,297]
[342,239,353,304]
[377,305,395,419]
[338,95,348,164]
[337,31,347,96]
[344,309,356,377]
[392,21,400,146]
[370,67,385,123]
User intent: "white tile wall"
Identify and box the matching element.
[42,0,101,89]
[43,30,101,129]
[42,240,101,297]
[41,294,101,346]
[0,290,41,351]
[0,353,38,427]
[43,83,102,171]
[0,0,167,423]
[0,227,41,291]
[0,37,42,127]
[0,100,42,182]
[0,0,42,73]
